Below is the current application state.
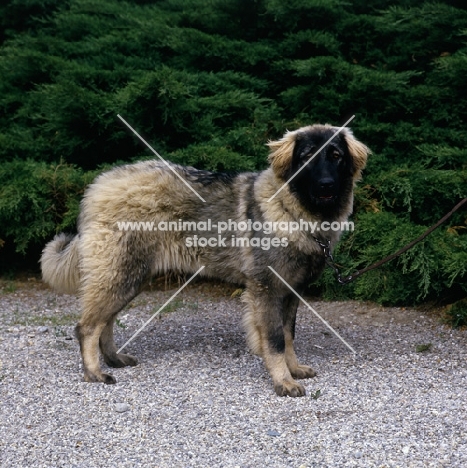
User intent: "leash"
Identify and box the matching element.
[314,197,467,285]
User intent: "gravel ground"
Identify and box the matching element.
[0,278,466,467]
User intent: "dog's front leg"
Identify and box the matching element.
[265,344,307,397]
[243,288,306,397]
[283,294,316,380]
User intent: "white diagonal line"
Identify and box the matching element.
[267,115,355,202]
[117,266,205,353]
[268,266,358,356]
[117,114,206,203]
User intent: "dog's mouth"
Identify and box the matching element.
[316,193,337,204]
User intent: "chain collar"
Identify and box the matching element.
[313,237,354,285]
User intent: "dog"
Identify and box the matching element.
[41,124,370,397]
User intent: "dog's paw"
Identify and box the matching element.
[274,379,306,397]
[104,353,138,368]
[84,371,117,385]
[118,353,138,367]
[290,364,317,380]
[101,373,117,384]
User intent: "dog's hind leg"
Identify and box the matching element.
[76,285,144,384]
[99,318,138,368]
[76,248,150,384]
[283,294,316,380]
[75,318,113,384]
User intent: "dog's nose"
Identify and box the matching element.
[319,178,334,190]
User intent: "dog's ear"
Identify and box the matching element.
[342,128,371,181]
[267,130,298,180]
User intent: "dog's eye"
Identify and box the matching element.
[332,150,341,160]
[301,147,316,159]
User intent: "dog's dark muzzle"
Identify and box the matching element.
[316,177,337,203]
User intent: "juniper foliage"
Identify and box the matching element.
[0,0,466,306]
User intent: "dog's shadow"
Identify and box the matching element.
[116,310,247,360]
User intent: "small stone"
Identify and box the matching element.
[115,403,130,413]
[37,326,49,333]
[267,429,281,437]
[402,445,410,454]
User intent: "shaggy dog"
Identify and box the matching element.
[41,124,370,397]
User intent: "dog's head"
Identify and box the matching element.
[267,124,370,215]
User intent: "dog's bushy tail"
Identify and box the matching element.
[40,233,80,294]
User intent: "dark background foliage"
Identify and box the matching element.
[0,0,466,306]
